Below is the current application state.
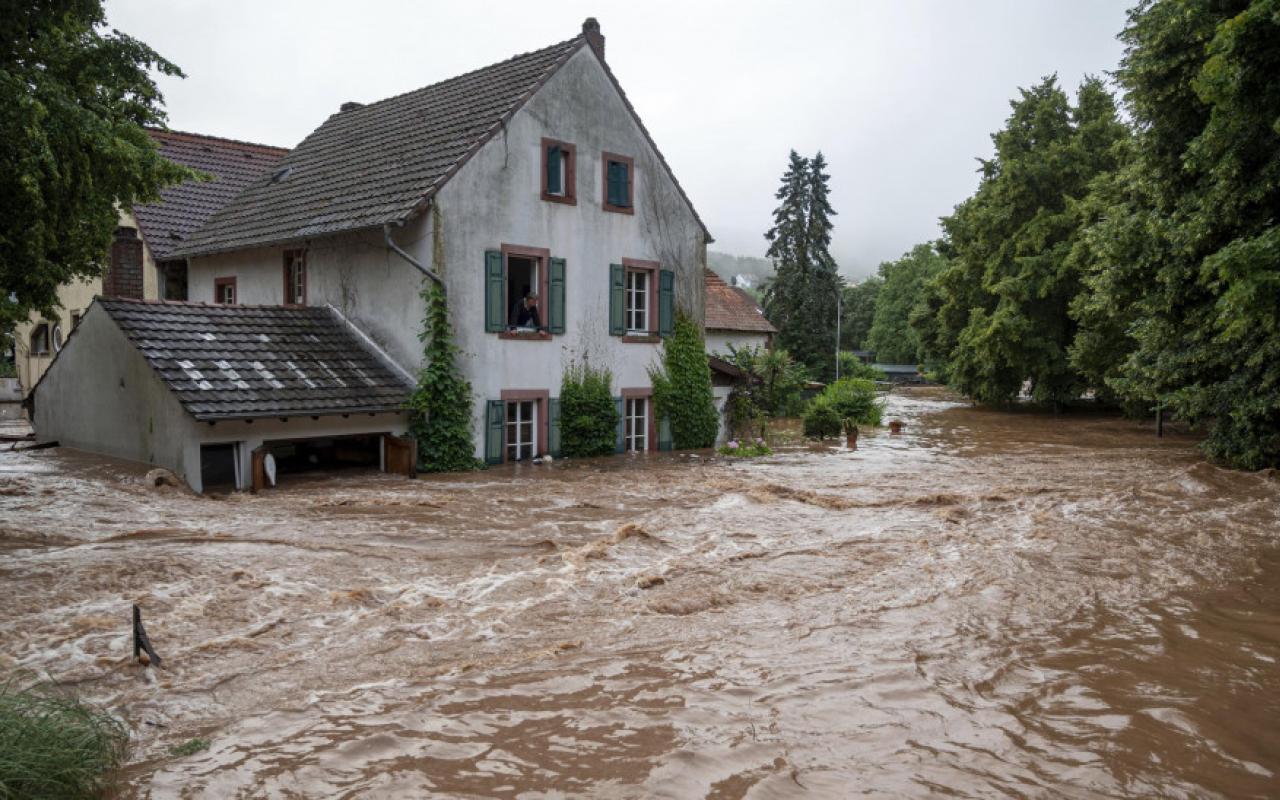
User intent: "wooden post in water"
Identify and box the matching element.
[132,604,162,668]
[1156,405,1164,438]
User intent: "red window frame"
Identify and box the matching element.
[541,138,577,205]
[602,152,635,215]
[283,249,307,306]
[498,243,552,340]
[621,257,659,342]
[214,277,237,305]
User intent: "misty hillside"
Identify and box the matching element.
[707,251,774,288]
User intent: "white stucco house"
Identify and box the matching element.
[33,18,711,490]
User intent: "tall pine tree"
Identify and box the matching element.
[764,150,843,380]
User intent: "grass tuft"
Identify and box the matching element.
[0,678,128,800]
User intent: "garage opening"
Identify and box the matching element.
[200,443,240,492]
[258,434,384,486]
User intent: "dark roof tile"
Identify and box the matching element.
[97,299,412,421]
[133,130,290,260]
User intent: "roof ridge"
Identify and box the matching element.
[98,297,326,312]
[146,127,290,155]
[339,34,584,119]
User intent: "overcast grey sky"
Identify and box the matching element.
[104,0,1130,278]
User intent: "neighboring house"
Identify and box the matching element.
[12,129,288,395]
[704,268,776,355]
[34,18,711,490]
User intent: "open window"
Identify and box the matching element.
[602,152,634,214]
[283,249,306,305]
[541,138,576,204]
[485,246,565,336]
[29,323,50,356]
[214,277,237,305]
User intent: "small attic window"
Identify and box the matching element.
[270,166,292,184]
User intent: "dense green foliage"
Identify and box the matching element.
[763,150,844,379]
[721,344,807,427]
[803,378,883,439]
[0,0,194,330]
[408,284,483,472]
[913,75,1127,406]
[865,243,946,364]
[839,277,881,351]
[559,361,618,457]
[0,679,128,799]
[650,313,719,449]
[836,352,885,382]
[1068,0,1280,468]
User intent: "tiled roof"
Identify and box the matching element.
[704,269,776,333]
[133,130,289,260]
[97,298,412,421]
[176,21,712,257]
[174,36,585,256]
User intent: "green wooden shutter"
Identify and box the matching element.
[609,263,625,336]
[658,413,673,451]
[658,269,675,337]
[549,257,566,334]
[485,399,504,464]
[607,161,628,207]
[619,162,631,207]
[615,396,625,453]
[484,250,505,332]
[546,145,562,195]
[548,398,561,457]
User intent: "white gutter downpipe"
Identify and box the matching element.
[383,222,445,292]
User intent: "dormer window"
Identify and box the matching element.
[602,152,634,214]
[541,138,576,205]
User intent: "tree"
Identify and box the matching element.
[649,313,719,449]
[408,284,482,472]
[0,1,194,330]
[763,150,844,380]
[1071,0,1280,468]
[865,243,946,364]
[839,277,880,351]
[915,76,1127,406]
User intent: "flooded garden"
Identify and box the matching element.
[2,387,1278,798]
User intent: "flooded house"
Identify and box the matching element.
[32,18,711,490]
[703,268,776,356]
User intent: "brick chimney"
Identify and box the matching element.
[583,18,604,60]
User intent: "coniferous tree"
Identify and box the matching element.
[764,150,843,380]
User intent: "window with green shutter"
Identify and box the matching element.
[484,250,505,332]
[608,263,625,336]
[542,138,576,204]
[548,257,566,334]
[602,152,634,214]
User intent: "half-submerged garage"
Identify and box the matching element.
[30,298,416,493]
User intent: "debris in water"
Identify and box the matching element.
[144,468,185,490]
[133,605,162,668]
[636,574,665,589]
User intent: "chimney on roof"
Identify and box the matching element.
[340,101,363,113]
[582,18,604,60]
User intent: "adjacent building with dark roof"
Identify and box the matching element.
[12,129,288,397]
[31,297,414,492]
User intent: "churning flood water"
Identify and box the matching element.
[2,387,1278,799]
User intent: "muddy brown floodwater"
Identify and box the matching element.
[2,387,1279,798]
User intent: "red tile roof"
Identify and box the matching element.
[704,269,776,333]
[133,129,289,260]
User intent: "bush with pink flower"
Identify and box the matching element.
[717,436,772,457]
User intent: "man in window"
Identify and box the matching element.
[509,292,541,330]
